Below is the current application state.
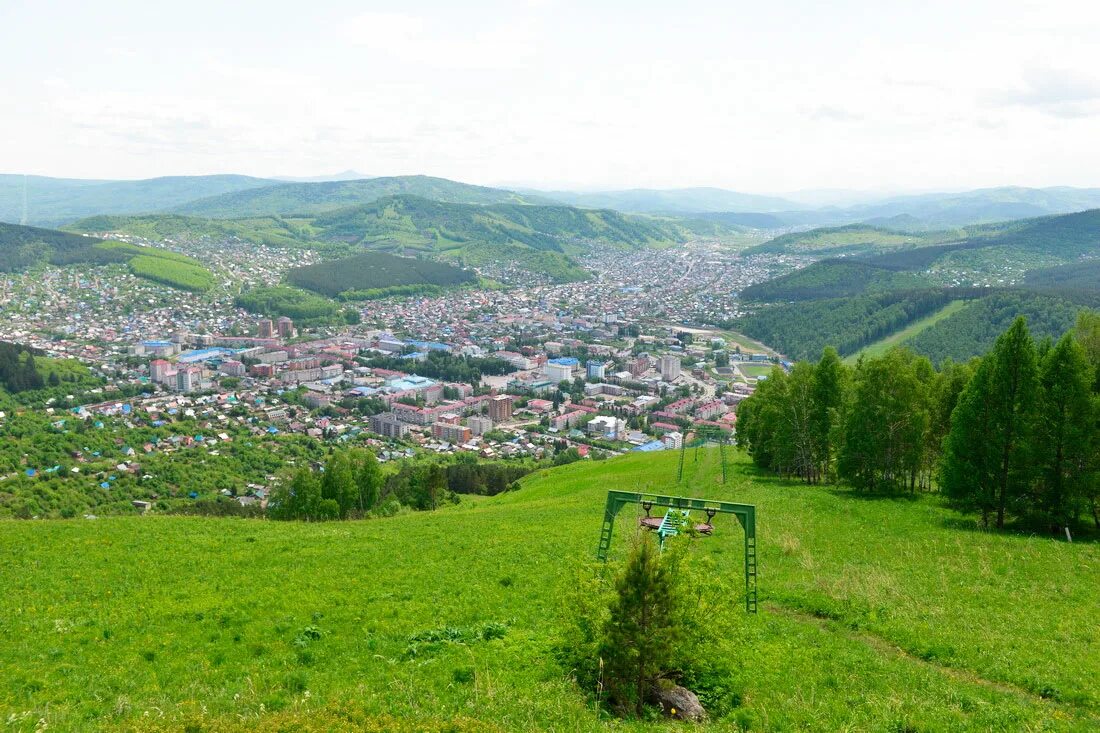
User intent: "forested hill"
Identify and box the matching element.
[172,175,546,218]
[742,208,1100,303]
[745,224,958,257]
[0,174,275,227]
[311,195,683,252]
[0,222,124,271]
[733,209,1100,363]
[286,251,476,298]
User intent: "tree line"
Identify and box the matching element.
[736,312,1100,531]
[269,449,533,520]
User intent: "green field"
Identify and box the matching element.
[843,299,968,364]
[736,363,775,379]
[2,450,1098,731]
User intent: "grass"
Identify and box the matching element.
[843,299,968,363]
[737,363,775,379]
[92,241,216,292]
[1,449,1098,731]
[719,330,774,355]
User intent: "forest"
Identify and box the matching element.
[735,311,1100,531]
[729,289,963,360]
[0,222,128,272]
[360,350,515,386]
[235,285,342,322]
[286,250,475,298]
[739,260,925,302]
[0,342,46,392]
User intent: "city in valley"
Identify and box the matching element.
[0,231,801,512]
[3,3,1099,731]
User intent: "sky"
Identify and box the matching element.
[3,0,1100,193]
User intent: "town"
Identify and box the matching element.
[0,233,799,510]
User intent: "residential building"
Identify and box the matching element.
[657,354,681,381]
[467,414,492,436]
[150,359,172,383]
[586,360,607,380]
[218,360,246,377]
[544,361,573,382]
[277,317,294,338]
[176,366,202,393]
[432,422,472,444]
[662,431,683,450]
[257,319,274,339]
[370,412,410,438]
[587,415,627,440]
[488,395,514,422]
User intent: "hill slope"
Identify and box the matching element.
[745,224,959,257]
[286,251,476,298]
[1,449,1097,731]
[0,222,214,291]
[173,175,545,218]
[312,195,681,252]
[0,174,277,227]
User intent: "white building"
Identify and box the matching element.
[587,415,627,440]
[545,361,573,383]
[662,431,683,450]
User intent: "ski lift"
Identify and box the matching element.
[638,501,715,536]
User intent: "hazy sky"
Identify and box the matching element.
[3,0,1100,192]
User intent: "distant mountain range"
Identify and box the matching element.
[0,174,276,227]
[5,171,1100,234]
[173,175,547,218]
[271,170,374,183]
[522,187,802,214]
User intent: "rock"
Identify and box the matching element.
[651,682,707,722]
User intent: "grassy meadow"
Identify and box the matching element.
[843,299,969,364]
[2,449,1098,731]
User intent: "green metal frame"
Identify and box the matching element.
[596,490,757,613]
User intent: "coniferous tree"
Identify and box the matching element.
[943,317,1038,528]
[1035,334,1095,528]
[599,536,684,717]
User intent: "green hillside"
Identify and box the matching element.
[1024,258,1100,291]
[745,224,952,257]
[67,214,319,250]
[736,209,1100,359]
[902,290,1093,364]
[2,449,1097,731]
[173,175,545,218]
[72,194,675,282]
[0,222,214,291]
[0,174,276,227]
[739,260,927,302]
[287,251,476,299]
[311,195,682,252]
